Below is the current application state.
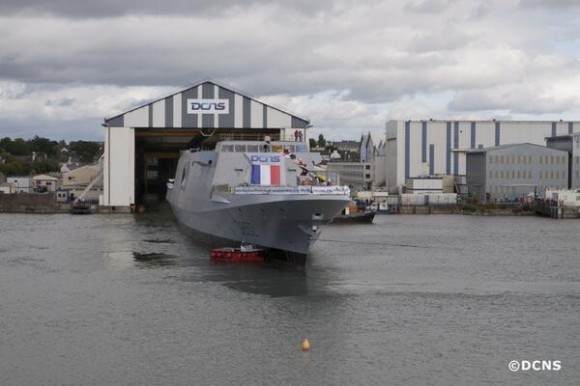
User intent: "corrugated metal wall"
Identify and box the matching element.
[387,120,580,188]
[105,81,309,129]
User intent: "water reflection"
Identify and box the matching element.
[210,263,310,297]
[132,252,178,267]
[96,209,341,298]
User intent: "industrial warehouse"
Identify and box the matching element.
[384,119,580,190]
[2,81,580,217]
[99,80,311,212]
[101,90,580,211]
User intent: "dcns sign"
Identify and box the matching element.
[187,99,230,114]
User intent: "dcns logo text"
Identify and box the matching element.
[187,99,230,114]
[509,360,562,372]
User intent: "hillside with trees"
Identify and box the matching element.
[0,136,102,176]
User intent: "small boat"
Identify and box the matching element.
[330,202,376,224]
[210,244,266,262]
[70,199,92,214]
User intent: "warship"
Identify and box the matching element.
[166,139,351,264]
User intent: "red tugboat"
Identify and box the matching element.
[210,243,266,262]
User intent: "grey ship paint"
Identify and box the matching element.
[166,140,351,264]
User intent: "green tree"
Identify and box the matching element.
[317,134,326,148]
[0,137,12,153]
[0,138,31,156]
[0,156,31,176]
[31,160,59,174]
[309,138,317,148]
[30,136,58,158]
[69,141,101,164]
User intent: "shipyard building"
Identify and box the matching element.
[466,144,569,202]
[326,133,385,191]
[100,80,310,212]
[385,120,580,191]
[546,133,580,188]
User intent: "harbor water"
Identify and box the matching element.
[1,211,579,385]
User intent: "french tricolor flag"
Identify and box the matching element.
[250,155,282,185]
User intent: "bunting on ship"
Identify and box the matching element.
[249,154,284,185]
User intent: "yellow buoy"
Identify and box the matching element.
[301,339,310,352]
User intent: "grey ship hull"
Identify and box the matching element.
[166,144,350,264]
[170,194,348,264]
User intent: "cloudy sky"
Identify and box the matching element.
[1,0,580,142]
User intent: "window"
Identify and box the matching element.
[234,145,246,152]
[246,145,259,152]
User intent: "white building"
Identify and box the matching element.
[7,176,32,193]
[545,189,580,207]
[385,119,580,190]
[101,80,311,211]
[325,162,374,191]
[33,174,59,193]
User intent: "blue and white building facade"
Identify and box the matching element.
[101,80,310,210]
[385,119,580,190]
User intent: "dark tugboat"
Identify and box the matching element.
[70,199,92,214]
[330,201,376,224]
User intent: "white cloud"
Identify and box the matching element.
[1,0,580,141]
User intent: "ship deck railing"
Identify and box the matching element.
[233,185,350,196]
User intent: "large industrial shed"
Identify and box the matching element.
[547,132,580,189]
[466,143,569,202]
[385,119,580,190]
[100,80,310,212]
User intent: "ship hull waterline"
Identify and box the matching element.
[169,194,349,265]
